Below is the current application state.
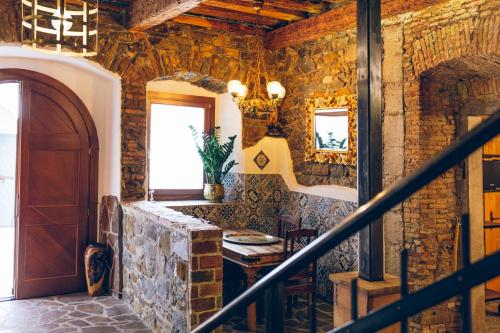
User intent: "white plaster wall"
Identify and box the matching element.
[0,46,122,199]
[242,137,357,201]
[148,80,357,202]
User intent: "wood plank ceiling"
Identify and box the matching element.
[98,0,448,49]
[100,0,353,33]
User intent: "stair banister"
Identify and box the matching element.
[192,110,500,333]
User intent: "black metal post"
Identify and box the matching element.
[265,281,285,333]
[351,278,358,320]
[461,215,472,333]
[400,249,408,333]
[356,0,384,281]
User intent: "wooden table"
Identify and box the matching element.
[222,229,284,331]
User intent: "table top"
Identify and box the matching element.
[222,229,284,268]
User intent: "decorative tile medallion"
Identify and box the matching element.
[253,150,270,170]
[247,190,259,203]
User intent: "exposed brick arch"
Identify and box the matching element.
[152,72,228,93]
[408,15,499,81]
[402,10,499,332]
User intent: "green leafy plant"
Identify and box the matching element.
[316,131,347,150]
[190,126,238,184]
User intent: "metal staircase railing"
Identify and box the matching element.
[192,110,500,333]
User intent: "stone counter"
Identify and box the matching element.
[121,201,223,333]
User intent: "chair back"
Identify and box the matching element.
[283,228,318,260]
[283,228,318,298]
[276,215,302,238]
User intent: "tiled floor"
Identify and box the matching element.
[0,293,152,333]
[0,293,498,332]
[222,298,333,333]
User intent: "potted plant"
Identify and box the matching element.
[190,126,238,203]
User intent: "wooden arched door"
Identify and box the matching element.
[0,69,98,299]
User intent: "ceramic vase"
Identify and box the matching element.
[204,184,224,203]
[84,243,107,296]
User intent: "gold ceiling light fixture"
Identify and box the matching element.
[21,0,98,57]
[227,0,286,136]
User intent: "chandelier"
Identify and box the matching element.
[227,1,286,135]
[21,0,98,57]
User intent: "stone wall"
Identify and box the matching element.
[0,0,262,200]
[120,202,222,332]
[272,30,358,188]
[0,0,357,198]
[99,196,124,296]
[167,173,358,301]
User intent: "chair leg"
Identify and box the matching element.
[286,296,293,317]
[307,293,311,318]
[309,292,316,333]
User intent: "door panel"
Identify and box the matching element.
[485,227,500,291]
[484,134,500,292]
[25,224,78,280]
[27,150,81,206]
[15,79,92,299]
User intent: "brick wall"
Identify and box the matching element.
[401,1,498,331]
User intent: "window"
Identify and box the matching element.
[147,92,215,200]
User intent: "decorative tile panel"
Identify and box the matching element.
[253,150,270,170]
[166,172,358,301]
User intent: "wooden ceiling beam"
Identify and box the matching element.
[203,0,306,22]
[172,14,258,35]
[189,5,280,27]
[128,0,203,31]
[238,0,327,14]
[265,0,448,50]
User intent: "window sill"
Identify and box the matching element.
[157,200,240,207]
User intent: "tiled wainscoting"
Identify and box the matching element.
[167,173,358,300]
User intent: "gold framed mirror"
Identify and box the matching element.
[305,95,357,165]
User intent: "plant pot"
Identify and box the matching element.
[204,183,225,203]
[84,243,108,296]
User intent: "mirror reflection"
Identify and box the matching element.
[314,108,348,151]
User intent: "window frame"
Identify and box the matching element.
[147,91,215,201]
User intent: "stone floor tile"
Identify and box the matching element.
[68,319,92,327]
[0,293,497,332]
[106,304,135,317]
[81,325,120,332]
[76,302,104,315]
[0,293,152,333]
[67,311,91,318]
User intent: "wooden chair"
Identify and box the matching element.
[275,215,302,238]
[283,228,318,333]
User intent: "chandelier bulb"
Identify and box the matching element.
[228,80,243,97]
[267,81,283,100]
[240,84,248,98]
[278,86,286,99]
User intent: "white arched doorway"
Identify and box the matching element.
[0,46,122,199]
